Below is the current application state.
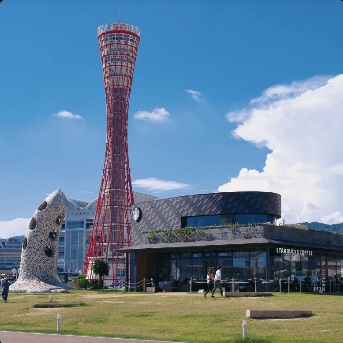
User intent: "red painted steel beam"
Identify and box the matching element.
[84,22,140,284]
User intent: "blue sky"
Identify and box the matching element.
[1,1,343,237]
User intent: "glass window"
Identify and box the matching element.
[218,257,233,280]
[232,252,250,280]
[183,215,221,227]
[250,251,266,279]
[182,214,276,227]
[235,214,275,224]
[66,220,84,229]
[218,251,232,257]
[65,229,85,273]
[180,259,192,281]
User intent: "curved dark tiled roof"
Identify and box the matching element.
[131,191,281,245]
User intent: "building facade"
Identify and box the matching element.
[124,192,343,291]
[0,237,22,277]
[58,192,156,276]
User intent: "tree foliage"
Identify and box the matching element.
[73,274,90,289]
[92,259,110,288]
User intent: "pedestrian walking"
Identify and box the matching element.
[211,265,223,297]
[2,277,11,303]
[204,268,214,298]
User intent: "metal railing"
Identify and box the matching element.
[104,277,343,293]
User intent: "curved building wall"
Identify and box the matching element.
[131,192,281,245]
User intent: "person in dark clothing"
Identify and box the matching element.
[304,274,312,292]
[2,278,11,303]
[204,268,214,298]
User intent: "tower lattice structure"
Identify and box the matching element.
[84,22,140,284]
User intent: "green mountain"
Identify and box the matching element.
[301,222,343,234]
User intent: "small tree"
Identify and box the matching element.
[73,274,90,289]
[92,259,110,289]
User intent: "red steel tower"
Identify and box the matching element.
[84,21,140,285]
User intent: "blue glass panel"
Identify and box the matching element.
[66,220,85,229]
[235,214,273,224]
[184,214,275,227]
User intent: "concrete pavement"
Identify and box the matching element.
[0,331,188,343]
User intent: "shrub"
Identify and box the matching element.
[73,274,90,289]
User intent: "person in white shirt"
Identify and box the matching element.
[211,265,223,297]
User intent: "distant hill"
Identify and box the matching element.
[300,222,343,234]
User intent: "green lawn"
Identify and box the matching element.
[1,291,342,343]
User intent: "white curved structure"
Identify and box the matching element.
[10,190,71,292]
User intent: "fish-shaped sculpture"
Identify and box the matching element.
[10,189,71,292]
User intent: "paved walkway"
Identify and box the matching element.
[0,331,188,343]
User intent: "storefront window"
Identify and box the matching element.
[268,248,337,280]
[250,251,266,279]
[232,252,249,280]
[156,250,269,283]
[180,259,192,281]
[192,258,203,281]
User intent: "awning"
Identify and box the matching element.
[118,238,276,253]
[118,237,343,253]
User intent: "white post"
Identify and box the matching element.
[242,320,247,340]
[57,313,61,333]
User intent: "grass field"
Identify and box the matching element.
[1,291,342,343]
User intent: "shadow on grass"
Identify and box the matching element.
[233,336,272,343]
[33,301,88,308]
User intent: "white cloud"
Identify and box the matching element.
[134,108,170,122]
[132,178,190,192]
[219,74,343,225]
[0,218,29,238]
[185,89,202,101]
[53,110,83,119]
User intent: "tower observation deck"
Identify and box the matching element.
[84,22,141,285]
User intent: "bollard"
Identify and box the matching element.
[57,313,61,333]
[242,320,247,340]
[49,295,53,302]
